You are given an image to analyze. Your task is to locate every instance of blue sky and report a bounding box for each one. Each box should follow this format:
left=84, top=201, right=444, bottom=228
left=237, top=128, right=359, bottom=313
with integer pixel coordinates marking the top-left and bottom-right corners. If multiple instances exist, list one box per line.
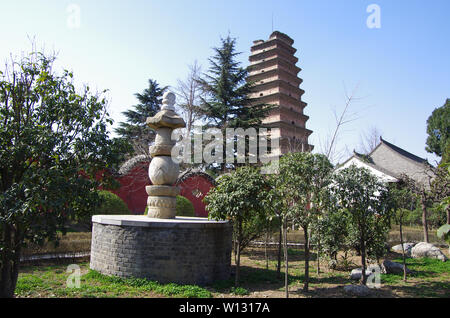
left=1, top=0, right=448, bottom=164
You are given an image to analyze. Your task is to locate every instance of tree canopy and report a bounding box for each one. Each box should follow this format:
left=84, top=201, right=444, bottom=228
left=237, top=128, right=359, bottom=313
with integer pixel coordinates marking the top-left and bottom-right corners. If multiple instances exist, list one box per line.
left=0, top=51, right=126, bottom=297
left=115, top=79, right=167, bottom=157
left=197, top=35, right=270, bottom=130
left=332, top=165, right=391, bottom=285
left=270, top=152, right=334, bottom=293
left=426, top=98, right=450, bottom=163
left=205, top=165, right=269, bottom=286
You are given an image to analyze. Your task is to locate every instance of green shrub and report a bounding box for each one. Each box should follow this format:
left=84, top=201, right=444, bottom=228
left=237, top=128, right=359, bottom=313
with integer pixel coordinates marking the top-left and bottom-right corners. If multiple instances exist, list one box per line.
left=144, top=195, right=195, bottom=217
left=74, top=190, right=130, bottom=230
left=94, top=190, right=130, bottom=215
left=176, top=195, right=195, bottom=217
left=231, top=287, right=249, bottom=296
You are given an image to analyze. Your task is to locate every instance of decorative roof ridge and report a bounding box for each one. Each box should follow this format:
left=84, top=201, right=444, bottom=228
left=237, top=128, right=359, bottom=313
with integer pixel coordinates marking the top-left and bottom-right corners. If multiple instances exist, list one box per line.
left=118, top=154, right=151, bottom=175
left=352, top=150, right=374, bottom=164
left=176, top=169, right=216, bottom=186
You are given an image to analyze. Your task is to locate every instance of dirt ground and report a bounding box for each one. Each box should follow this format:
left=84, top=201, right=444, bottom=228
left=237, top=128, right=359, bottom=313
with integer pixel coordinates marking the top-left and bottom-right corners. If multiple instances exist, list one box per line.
left=211, top=246, right=450, bottom=298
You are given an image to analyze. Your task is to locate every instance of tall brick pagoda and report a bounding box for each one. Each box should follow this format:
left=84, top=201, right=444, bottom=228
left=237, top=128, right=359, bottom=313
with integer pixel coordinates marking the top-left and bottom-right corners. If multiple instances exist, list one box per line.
left=248, top=31, right=313, bottom=155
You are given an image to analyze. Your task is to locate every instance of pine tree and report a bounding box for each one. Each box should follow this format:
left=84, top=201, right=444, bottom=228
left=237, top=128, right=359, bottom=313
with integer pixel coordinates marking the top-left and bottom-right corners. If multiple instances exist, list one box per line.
left=197, top=35, right=269, bottom=130
left=115, top=79, right=167, bottom=157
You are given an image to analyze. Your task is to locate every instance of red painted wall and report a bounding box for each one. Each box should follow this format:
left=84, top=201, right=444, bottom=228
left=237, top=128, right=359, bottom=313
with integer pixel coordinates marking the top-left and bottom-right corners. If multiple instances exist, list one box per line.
left=178, top=175, right=214, bottom=217
left=111, top=162, right=149, bottom=214
left=111, top=161, right=214, bottom=217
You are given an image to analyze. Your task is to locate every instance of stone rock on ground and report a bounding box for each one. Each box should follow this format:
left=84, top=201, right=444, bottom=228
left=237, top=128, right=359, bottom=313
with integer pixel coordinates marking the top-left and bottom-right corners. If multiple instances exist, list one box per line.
left=411, top=242, right=448, bottom=262
left=391, top=242, right=416, bottom=257
left=344, top=285, right=372, bottom=297
left=381, top=260, right=413, bottom=274
left=350, top=265, right=380, bottom=280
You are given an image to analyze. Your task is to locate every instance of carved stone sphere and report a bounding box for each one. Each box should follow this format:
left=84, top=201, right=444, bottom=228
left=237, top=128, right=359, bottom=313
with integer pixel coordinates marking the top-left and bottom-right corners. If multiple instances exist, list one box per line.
left=148, top=156, right=179, bottom=185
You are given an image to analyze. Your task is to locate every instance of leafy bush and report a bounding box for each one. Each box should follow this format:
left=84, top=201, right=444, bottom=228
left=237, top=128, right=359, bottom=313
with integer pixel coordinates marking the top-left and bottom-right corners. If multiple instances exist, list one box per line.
left=231, top=286, right=249, bottom=296
left=205, top=166, right=269, bottom=287
left=95, top=190, right=130, bottom=215
left=176, top=195, right=196, bottom=217
left=311, top=209, right=351, bottom=269
left=75, top=190, right=130, bottom=229
left=404, top=199, right=446, bottom=229
left=144, top=195, right=195, bottom=217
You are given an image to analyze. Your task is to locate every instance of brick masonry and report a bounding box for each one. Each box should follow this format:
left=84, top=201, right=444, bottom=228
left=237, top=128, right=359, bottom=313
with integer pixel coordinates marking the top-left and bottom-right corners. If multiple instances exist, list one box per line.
left=90, top=218, right=232, bottom=286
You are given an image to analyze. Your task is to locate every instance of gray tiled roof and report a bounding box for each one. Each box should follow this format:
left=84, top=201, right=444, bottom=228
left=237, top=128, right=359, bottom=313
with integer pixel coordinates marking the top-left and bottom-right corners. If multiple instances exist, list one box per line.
left=379, top=137, right=428, bottom=164
left=339, top=137, right=435, bottom=188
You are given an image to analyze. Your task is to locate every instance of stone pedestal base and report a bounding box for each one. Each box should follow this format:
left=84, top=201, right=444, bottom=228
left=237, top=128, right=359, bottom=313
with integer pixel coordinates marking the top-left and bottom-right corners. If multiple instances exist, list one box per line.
left=90, top=215, right=232, bottom=286
left=145, top=185, right=179, bottom=219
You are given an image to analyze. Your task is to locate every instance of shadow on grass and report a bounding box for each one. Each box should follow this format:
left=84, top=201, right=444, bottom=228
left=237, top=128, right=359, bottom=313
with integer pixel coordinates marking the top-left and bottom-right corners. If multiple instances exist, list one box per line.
left=244, top=247, right=318, bottom=262
left=19, top=257, right=90, bottom=273
left=212, top=264, right=351, bottom=295
left=386, top=280, right=450, bottom=298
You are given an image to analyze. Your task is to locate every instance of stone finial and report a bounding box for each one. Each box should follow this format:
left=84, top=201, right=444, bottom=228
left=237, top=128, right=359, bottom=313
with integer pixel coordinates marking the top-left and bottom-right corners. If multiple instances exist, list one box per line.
left=161, top=91, right=176, bottom=111
left=146, top=91, right=185, bottom=130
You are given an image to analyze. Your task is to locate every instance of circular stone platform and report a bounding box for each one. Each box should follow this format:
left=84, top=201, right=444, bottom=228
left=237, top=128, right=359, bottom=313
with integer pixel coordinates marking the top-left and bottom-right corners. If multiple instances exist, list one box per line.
left=90, top=215, right=232, bottom=286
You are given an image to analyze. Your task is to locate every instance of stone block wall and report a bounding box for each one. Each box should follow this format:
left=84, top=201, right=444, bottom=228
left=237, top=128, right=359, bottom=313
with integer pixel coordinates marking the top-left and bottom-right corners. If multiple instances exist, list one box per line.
left=90, top=218, right=232, bottom=286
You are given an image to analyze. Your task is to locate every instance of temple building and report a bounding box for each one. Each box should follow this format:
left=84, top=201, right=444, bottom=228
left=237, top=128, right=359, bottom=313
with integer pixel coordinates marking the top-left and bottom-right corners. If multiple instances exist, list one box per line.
left=248, top=31, right=313, bottom=155
left=338, top=137, right=434, bottom=188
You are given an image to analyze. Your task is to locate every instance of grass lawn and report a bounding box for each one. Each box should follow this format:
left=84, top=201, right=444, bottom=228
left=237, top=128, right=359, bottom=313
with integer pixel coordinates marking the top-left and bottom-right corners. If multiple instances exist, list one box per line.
left=15, top=248, right=450, bottom=298
left=16, top=260, right=211, bottom=298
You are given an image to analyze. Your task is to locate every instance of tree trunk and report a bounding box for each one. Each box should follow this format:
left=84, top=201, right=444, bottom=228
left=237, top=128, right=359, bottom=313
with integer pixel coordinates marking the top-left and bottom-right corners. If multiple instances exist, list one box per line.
left=0, top=259, right=19, bottom=298
left=360, top=231, right=367, bottom=285
left=303, top=225, right=310, bottom=292
left=399, top=221, right=407, bottom=282
left=283, top=218, right=289, bottom=298
left=421, top=196, right=429, bottom=243
left=316, top=232, right=321, bottom=276
left=234, top=220, right=242, bottom=288
left=0, top=225, right=20, bottom=298
left=233, top=226, right=238, bottom=265
left=265, top=225, right=269, bottom=270
left=446, top=204, right=450, bottom=225
left=277, top=218, right=282, bottom=276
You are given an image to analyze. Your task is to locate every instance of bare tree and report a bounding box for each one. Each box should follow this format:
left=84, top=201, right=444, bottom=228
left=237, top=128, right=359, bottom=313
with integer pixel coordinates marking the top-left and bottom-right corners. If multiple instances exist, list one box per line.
left=318, top=83, right=364, bottom=164
left=358, top=126, right=382, bottom=154
left=175, top=61, right=204, bottom=138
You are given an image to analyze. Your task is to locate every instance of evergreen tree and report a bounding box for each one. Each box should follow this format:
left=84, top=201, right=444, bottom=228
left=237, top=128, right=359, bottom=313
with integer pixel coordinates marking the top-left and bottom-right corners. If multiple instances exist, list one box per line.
left=426, top=98, right=450, bottom=164
left=197, top=35, right=270, bottom=130
left=115, top=79, right=167, bottom=157
left=197, top=35, right=272, bottom=172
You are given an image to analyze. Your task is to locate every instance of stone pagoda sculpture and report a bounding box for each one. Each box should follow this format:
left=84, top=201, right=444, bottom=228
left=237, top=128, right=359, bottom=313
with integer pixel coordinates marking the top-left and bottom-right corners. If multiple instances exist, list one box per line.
left=90, top=91, right=231, bottom=286
left=145, top=92, right=186, bottom=219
